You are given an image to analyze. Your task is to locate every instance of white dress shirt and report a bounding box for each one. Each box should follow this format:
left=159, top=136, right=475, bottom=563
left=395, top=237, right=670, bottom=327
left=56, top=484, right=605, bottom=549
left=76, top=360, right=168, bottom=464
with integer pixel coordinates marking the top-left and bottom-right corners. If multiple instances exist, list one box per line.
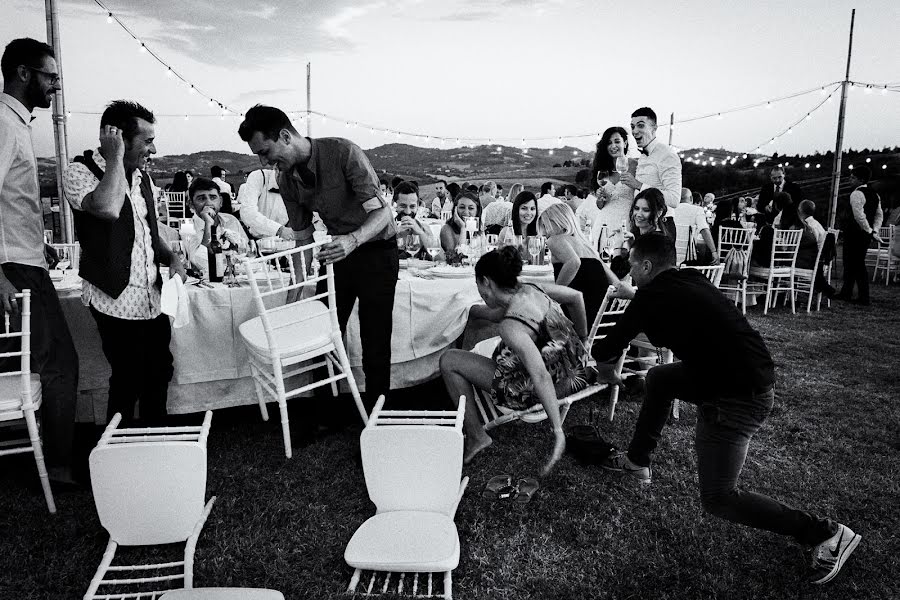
left=636, top=138, right=682, bottom=212
left=187, top=212, right=249, bottom=277
left=236, top=169, right=288, bottom=237
left=537, top=194, right=562, bottom=212
left=212, top=176, right=233, bottom=196
left=849, top=185, right=883, bottom=235
left=804, top=216, right=827, bottom=249
left=0, top=93, right=45, bottom=269
left=63, top=153, right=162, bottom=319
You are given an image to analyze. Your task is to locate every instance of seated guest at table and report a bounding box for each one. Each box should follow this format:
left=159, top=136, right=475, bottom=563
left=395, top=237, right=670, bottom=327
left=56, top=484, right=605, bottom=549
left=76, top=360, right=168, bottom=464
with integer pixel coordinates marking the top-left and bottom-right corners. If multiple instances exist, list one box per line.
left=439, top=246, right=590, bottom=472
left=673, top=187, right=717, bottom=263
left=446, top=182, right=461, bottom=204
left=798, top=200, right=826, bottom=249
left=479, top=181, right=497, bottom=210
left=393, top=181, right=436, bottom=253
left=751, top=201, right=817, bottom=270
left=62, top=100, right=186, bottom=426
left=590, top=233, right=859, bottom=585
left=711, top=200, right=742, bottom=252
left=498, top=190, right=538, bottom=244
left=622, top=188, right=668, bottom=255
left=186, top=177, right=249, bottom=277
left=798, top=200, right=836, bottom=297
left=440, top=191, right=483, bottom=254
left=482, top=194, right=513, bottom=236
left=430, top=179, right=452, bottom=217
left=236, top=168, right=292, bottom=240
left=537, top=181, right=560, bottom=212
left=538, top=203, right=609, bottom=324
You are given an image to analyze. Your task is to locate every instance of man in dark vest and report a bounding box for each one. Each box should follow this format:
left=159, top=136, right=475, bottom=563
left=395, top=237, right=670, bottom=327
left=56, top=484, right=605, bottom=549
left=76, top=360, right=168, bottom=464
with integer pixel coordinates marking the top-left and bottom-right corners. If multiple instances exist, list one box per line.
left=835, top=165, right=883, bottom=306
left=62, top=100, right=186, bottom=425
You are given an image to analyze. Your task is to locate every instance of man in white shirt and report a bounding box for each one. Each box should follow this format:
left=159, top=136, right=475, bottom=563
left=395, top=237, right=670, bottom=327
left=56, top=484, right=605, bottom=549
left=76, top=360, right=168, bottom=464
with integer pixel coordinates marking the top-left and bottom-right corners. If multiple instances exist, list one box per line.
left=63, top=100, right=186, bottom=426
left=236, top=168, right=291, bottom=239
left=836, top=166, right=882, bottom=305
left=479, top=180, right=497, bottom=211
left=562, top=184, right=583, bottom=214
left=797, top=200, right=827, bottom=249
left=673, top=187, right=717, bottom=263
left=430, top=179, right=452, bottom=217
left=210, top=165, right=232, bottom=196
left=0, top=38, right=78, bottom=485
left=537, top=181, right=561, bottom=212
left=621, top=107, right=682, bottom=238
left=186, top=178, right=249, bottom=277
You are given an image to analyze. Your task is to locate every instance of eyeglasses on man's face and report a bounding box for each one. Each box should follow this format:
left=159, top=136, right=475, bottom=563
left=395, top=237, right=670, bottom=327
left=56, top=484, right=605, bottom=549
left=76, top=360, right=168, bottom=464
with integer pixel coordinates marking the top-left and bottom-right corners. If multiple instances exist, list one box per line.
left=25, top=65, right=61, bottom=85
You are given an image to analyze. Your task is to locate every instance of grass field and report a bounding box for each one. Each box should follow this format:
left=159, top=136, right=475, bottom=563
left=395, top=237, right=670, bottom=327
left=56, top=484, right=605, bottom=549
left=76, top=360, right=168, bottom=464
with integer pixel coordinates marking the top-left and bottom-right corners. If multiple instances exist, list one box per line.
left=1, top=285, right=898, bottom=600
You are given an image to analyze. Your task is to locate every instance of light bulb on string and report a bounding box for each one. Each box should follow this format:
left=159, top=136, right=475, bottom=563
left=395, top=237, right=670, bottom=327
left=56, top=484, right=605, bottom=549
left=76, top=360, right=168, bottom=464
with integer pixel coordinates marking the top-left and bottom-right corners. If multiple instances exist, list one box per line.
left=106, top=12, right=113, bottom=23
left=805, top=113, right=812, bottom=121
left=865, top=85, right=873, bottom=94
left=345, top=121, right=350, bottom=128
left=556, top=136, right=562, bottom=147
left=207, top=99, right=214, bottom=107
left=188, top=85, right=195, bottom=95
left=496, top=146, right=502, bottom=153
left=65, top=110, right=71, bottom=118
left=716, top=113, right=723, bottom=120
left=866, top=157, right=871, bottom=163
left=805, top=163, right=810, bottom=168
left=819, top=86, right=827, bottom=96
left=165, top=68, right=172, bottom=78
left=882, top=86, right=889, bottom=95
left=816, top=163, right=821, bottom=168
left=882, top=165, right=887, bottom=170
left=370, top=127, right=375, bottom=134
left=742, top=154, right=748, bottom=159
left=184, top=115, right=189, bottom=121
left=455, top=138, right=460, bottom=146
left=573, top=150, right=579, bottom=156
left=766, top=101, right=772, bottom=109
left=139, top=43, right=147, bottom=53
left=848, top=164, right=854, bottom=170
left=548, top=149, right=554, bottom=155
left=321, top=115, right=327, bottom=124
left=788, top=128, right=793, bottom=134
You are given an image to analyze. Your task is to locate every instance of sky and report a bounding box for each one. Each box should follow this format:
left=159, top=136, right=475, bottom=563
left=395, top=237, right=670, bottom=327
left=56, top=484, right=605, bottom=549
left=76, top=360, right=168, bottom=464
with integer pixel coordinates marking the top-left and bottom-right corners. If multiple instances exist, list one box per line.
left=2, top=0, right=899, bottom=160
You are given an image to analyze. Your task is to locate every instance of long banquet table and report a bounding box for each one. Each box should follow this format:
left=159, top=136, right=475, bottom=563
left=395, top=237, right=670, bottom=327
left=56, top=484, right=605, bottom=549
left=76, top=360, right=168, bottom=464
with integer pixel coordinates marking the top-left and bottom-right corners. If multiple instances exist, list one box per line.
left=57, top=266, right=532, bottom=416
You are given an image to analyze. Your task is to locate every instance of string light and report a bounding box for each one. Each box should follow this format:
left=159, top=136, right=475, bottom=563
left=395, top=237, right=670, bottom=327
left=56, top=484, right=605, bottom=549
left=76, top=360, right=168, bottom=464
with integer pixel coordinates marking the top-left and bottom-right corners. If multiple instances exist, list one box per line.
left=106, top=12, right=112, bottom=23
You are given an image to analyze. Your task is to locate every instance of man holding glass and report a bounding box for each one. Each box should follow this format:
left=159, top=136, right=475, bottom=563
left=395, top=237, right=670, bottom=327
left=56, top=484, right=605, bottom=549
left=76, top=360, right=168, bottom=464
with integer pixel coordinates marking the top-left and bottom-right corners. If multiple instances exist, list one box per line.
left=238, top=105, right=398, bottom=408
left=394, top=181, right=436, bottom=256
left=621, top=107, right=681, bottom=239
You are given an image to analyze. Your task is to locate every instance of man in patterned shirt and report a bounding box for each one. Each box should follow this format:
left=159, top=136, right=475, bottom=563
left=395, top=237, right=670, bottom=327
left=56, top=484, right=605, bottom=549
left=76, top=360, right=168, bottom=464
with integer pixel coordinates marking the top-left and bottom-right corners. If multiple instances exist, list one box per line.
left=63, top=101, right=186, bottom=425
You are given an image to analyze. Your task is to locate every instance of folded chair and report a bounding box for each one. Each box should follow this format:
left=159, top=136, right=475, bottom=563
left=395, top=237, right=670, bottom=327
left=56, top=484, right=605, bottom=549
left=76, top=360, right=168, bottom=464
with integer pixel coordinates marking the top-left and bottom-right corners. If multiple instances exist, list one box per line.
left=84, top=412, right=216, bottom=600
left=0, top=291, right=55, bottom=513
left=345, top=396, right=469, bottom=600
left=240, top=239, right=368, bottom=458
left=747, top=228, right=803, bottom=315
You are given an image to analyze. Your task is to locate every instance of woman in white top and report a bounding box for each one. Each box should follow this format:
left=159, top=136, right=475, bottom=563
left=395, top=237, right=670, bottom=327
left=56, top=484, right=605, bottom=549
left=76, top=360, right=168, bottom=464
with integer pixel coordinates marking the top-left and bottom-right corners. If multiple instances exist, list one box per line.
left=589, top=126, right=637, bottom=250
left=439, top=191, right=483, bottom=253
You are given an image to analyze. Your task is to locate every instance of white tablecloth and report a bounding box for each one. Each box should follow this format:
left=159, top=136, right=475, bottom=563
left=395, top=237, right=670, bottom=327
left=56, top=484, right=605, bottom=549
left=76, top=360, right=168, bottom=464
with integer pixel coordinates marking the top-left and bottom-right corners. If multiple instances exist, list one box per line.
left=58, top=270, right=492, bottom=414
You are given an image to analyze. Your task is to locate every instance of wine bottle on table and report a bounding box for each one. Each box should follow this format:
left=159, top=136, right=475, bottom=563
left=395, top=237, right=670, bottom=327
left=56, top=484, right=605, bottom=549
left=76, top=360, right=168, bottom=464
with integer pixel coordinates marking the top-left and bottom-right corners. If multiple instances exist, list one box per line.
left=599, top=223, right=609, bottom=261
left=208, top=224, right=225, bottom=282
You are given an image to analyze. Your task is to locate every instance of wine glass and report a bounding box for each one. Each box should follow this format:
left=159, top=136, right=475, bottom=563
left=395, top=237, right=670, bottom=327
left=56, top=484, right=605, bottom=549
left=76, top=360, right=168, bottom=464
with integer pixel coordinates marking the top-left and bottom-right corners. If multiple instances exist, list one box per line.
left=406, top=234, right=421, bottom=257
left=527, top=236, right=542, bottom=265
left=396, top=235, right=406, bottom=252
left=55, top=247, right=71, bottom=275
left=464, top=216, right=478, bottom=237
left=426, top=244, right=442, bottom=263
left=615, top=156, right=629, bottom=175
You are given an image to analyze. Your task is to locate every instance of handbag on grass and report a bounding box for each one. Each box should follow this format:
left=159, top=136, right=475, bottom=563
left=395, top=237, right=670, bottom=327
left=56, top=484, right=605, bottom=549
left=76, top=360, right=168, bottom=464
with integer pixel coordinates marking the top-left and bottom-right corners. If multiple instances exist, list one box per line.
left=566, top=424, right=616, bottom=466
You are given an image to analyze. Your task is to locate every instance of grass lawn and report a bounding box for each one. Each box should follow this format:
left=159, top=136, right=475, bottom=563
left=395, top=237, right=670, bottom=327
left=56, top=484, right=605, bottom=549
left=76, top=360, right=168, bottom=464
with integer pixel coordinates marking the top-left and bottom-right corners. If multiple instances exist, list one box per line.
left=1, top=285, right=898, bottom=600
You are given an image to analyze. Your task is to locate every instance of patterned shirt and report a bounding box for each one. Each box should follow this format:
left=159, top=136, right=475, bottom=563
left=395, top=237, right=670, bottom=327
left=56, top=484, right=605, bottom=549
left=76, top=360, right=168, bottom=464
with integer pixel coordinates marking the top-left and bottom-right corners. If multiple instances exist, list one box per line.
left=63, top=152, right=161, bottom=319
left=0, top=93, right=46, bottom=269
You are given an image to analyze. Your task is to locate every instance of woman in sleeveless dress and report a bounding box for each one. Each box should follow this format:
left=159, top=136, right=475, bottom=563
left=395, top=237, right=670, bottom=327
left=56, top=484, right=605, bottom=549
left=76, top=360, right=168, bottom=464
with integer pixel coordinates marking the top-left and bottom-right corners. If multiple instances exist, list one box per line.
left=538, top=203, right=611, bottom=326
left=589, top=126, right=637, bottom=251
left=439, top=247, right=590, bottom=474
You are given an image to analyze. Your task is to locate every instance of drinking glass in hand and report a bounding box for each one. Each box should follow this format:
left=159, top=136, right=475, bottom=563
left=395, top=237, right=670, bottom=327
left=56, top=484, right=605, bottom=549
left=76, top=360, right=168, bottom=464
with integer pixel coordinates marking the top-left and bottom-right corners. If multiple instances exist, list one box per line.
left=615, top=156, right=629, bottom=175
left=55, top=247, right=71, bottom=273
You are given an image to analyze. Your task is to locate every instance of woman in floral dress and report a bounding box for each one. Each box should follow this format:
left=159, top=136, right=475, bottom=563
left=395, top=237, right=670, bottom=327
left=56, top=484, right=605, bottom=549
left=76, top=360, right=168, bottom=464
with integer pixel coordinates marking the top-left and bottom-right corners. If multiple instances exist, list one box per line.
left=439, top=246, right=590, bottom=474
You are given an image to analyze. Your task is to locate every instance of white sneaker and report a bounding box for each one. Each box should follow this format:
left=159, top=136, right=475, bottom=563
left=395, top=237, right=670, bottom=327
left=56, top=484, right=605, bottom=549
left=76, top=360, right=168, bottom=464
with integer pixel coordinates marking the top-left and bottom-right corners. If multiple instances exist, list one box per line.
left=809, top=523, right=861, bottom=585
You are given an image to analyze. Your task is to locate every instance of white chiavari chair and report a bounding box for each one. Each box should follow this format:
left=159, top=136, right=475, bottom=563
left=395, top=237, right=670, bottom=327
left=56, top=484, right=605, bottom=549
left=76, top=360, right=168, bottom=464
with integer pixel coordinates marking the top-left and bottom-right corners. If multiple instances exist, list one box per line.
left=680, top=264, right=725, bottom=287
left=747, top=229, right=804, bottom=315
left=717, top=226, right=755, bottom=314
left=240, top=239, right=367, bottom=458
left=166, top=192, right=189, bottom=227
left=0, top=291, right=55, bottom=513
left=872, top=225, right=896, bottom=284
left=345, top=395, right=468, bottom=600
left=84, top=411, right=216, bottom=600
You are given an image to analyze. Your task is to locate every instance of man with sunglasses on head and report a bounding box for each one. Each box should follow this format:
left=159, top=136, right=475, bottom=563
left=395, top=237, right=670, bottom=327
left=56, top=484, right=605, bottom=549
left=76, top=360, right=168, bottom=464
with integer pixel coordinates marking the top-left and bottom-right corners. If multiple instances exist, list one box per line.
left=0, top=38, right=79, bottom=487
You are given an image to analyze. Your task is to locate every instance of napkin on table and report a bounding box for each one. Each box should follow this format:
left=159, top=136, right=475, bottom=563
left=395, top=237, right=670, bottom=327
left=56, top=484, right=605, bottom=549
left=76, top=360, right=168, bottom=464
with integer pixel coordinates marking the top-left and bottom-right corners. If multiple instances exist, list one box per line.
left=161, top=275, right=191, bottom=328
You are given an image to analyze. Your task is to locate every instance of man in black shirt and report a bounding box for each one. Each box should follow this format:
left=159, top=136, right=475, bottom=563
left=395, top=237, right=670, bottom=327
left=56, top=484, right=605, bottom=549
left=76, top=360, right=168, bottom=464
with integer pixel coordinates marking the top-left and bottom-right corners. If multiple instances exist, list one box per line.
left=592, top=234, right=859, bottom=585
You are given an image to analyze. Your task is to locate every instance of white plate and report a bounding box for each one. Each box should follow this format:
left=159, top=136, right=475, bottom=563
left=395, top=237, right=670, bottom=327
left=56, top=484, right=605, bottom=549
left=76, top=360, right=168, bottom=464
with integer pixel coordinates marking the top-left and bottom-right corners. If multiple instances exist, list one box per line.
left=429, top=265, right=474, bottom=279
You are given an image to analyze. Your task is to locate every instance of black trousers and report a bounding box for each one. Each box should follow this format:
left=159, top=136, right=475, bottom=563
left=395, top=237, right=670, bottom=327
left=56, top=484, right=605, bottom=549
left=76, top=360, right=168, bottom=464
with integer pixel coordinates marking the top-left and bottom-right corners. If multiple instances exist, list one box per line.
left=839, top=232, right=871, bottom=302
left=90, top=309, right=173, bottom=425
left=317, top=239, right=399, bottom=405
left=0, top=264, right=78, bottom=468
left=628, top=362, right=836, bottom=546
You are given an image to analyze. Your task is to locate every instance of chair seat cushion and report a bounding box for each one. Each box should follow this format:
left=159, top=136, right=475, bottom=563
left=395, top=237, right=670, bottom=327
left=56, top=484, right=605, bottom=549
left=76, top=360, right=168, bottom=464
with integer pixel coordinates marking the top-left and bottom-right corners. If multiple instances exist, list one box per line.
left=159, top=589, right=284, bottom=600
left=0, top=374, right=42, bottom=418
left=345, top=511, right=460, bottom=572
left=749, top=266, right=792, bottom=279
left=239, top=301, right=333, bottom=359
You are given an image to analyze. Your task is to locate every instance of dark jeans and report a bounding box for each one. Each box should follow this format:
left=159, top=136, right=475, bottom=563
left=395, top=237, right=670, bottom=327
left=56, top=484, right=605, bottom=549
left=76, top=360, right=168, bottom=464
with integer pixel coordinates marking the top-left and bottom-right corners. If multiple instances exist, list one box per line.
left=90, top=308, right=173, bottom=425
left=627, top=362, right=837, bottom=546
left=317, top=238, right=399, bottom=405
left=0, top=263, right=78, bottom=468
left=839, top=232, right=871, bottom=301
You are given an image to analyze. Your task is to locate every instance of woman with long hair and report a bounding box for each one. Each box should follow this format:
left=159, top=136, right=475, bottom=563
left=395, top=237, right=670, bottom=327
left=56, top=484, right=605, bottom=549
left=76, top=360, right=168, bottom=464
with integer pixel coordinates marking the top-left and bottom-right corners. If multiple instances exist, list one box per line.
left=439, top=246, right=590, bottom=472
left=538, top=203, right=610, bottom=324
left=623, top=188, right=668, bottom=254
left=588, top=126, right=637, bottom=252
left=499, top=190, right=539, bottom=242
left=440, top=190, right=483, bottom=253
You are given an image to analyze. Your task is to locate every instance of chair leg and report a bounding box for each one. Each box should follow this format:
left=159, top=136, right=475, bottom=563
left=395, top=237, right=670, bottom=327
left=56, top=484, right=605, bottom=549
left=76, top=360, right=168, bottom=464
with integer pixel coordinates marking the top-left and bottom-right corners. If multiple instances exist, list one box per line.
left=84, top=538, right=117, bottom=599
left=272, top=363, right=292, bottom=459
left=347, top=568, right=362, bottom=593
left=24, top=407, right=55, bottom=514
left=325, top=354, right=338, bottom=397
left=789, top=279, right=796, bottom=314
left=332, top=338, right=368, bottom=425
left=249, top=363, right=270, bottom=422
left=444, top=571, right=453, bottom=599
left=608, top=385, right=620, bottom=421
